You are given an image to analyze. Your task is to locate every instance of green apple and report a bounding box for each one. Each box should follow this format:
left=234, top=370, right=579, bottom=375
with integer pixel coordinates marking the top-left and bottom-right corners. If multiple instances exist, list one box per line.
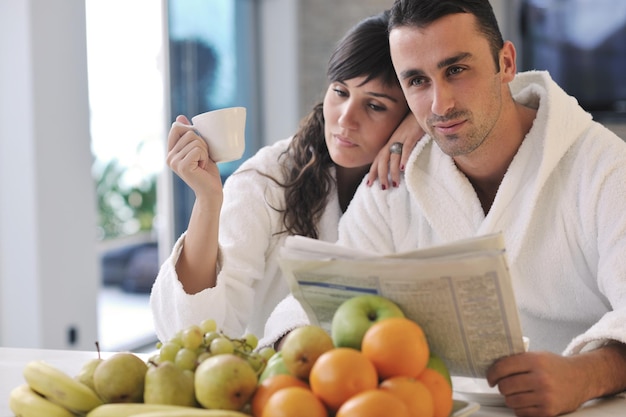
left=331, top=294, right=405, bottom=350
left=280, top=325, right=334, bottom=380
left=259, top=351, right=289, bottom=383
left=427, top=351, right=452, bottom=387
left=144, top=361, right=196, bottom=406
left=194, top=353, right=257, bottom=410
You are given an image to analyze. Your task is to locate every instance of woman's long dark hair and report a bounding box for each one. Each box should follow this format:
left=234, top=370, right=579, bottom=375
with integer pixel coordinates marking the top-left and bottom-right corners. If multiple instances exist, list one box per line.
left=271, top=10, right=399, bottom=238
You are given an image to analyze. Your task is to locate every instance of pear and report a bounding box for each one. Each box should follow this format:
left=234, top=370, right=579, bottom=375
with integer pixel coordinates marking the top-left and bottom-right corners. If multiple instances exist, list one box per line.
left=76, top=357, right=103, bottom=391
left=75, top=342, right=103, bottom=391
left=280, top=325, right=334, bottom=380
left=144, top=361, right=196, bottom=406
left=194, top=354, right=257, bottom=410
left=93, top=352, right=148, bottom=403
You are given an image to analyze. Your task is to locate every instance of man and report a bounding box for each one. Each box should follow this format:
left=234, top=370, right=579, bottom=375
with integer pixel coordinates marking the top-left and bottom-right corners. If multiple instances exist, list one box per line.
left=333, top=1, right=626, bottom=416
left=263, top=1, right=626, bottom=415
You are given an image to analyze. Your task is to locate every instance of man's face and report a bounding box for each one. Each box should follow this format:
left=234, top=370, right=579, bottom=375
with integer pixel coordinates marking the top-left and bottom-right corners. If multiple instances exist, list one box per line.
left=389, top=13, right=511, bottom=159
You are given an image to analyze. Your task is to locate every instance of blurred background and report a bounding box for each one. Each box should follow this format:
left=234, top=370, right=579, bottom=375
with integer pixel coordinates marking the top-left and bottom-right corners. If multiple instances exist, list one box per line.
left=0, top=0, right=624, bottom=352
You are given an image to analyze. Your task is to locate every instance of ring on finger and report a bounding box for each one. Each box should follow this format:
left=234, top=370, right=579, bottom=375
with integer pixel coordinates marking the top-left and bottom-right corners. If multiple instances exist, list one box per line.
left=390, top=142, right=403, bottom=155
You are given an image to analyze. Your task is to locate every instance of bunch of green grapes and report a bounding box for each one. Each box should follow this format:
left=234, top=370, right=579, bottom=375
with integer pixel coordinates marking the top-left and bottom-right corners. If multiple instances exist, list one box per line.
left=152, top=318, right=276, bottom=375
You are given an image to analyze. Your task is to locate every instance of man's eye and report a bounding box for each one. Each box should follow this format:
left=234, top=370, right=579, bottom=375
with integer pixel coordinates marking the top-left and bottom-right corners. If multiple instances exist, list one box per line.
left=448, top=66, right=464, bottom=75
left=409, top=77, right=426, bottom=87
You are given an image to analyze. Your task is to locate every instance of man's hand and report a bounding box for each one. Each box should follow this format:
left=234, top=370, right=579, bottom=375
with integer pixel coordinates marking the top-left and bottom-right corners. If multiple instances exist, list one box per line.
left=486, top=351, right=587, bottom=416
left=487, top=343, right=626, bottom=417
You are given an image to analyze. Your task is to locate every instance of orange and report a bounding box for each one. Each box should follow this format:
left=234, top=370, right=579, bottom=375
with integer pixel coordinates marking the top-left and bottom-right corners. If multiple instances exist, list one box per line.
left=419, top=368, right=454, bottom=417
left=251, top=374, right=309, bottom=417
left=309, top=348, right=378, bottom=411
left=336, top=389, right=410, bottom=417
left=380, top=376, right=434, bottom=417
left=361, top=317, right=429, bottom=379
left=261, top=386, right=328, bottom=417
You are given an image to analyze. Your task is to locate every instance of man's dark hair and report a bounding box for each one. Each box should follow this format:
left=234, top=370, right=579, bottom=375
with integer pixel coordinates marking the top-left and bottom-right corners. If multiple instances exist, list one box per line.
left=389, top=0, right=504, bottom=71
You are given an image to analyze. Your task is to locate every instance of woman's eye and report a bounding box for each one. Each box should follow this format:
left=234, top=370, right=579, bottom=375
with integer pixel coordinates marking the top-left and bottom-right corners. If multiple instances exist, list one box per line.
left=368, top=103, right=385, bottom=111
left=333, top=88, right=348, bottom=97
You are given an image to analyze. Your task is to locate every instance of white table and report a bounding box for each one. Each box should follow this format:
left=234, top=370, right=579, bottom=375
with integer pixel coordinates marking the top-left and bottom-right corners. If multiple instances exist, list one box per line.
left=0, top=347, right=146, bottom=417
left=454, top=397, right=626, bottom=417
left=1, top=347, right=625, bottom=417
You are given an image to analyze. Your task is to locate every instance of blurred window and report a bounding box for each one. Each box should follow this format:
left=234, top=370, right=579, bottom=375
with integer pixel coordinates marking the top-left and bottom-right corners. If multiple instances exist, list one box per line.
left=167, top=0, right=261, bottom=238
left=521, top=0, right=626, bottom=118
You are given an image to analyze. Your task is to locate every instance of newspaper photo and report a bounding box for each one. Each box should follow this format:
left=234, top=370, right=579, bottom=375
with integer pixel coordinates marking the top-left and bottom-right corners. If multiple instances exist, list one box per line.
left=278, top=233, right=525, bottom=378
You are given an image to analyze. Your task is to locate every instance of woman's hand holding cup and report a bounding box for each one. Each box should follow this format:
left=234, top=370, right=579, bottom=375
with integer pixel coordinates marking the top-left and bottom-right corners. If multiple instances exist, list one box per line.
left=167, top=115, right=223, bottom=201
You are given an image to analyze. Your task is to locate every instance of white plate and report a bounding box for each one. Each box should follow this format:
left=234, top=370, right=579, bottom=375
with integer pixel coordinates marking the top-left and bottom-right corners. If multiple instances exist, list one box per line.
left=452, top=376, right=506, bottom=407
left=452, top=398, right=481, bottom=417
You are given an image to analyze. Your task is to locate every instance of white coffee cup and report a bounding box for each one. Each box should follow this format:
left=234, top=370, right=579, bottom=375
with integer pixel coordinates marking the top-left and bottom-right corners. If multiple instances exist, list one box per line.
left=191, top=107, right=246, bottom=163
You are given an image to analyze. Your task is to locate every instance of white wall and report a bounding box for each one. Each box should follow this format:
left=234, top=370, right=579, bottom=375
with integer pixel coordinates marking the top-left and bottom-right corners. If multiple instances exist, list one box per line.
left=0, top=0, right=99, bottom=350
left=257, top=0, right=392, bottom=145
left=491, top=0, right=523, bottom=58
left=258, top=0, right=300, bottom=145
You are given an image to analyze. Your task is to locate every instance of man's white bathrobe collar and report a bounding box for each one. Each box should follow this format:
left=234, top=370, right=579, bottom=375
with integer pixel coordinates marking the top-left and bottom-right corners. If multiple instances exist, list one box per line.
left=403, top=71, right=593, bottom=262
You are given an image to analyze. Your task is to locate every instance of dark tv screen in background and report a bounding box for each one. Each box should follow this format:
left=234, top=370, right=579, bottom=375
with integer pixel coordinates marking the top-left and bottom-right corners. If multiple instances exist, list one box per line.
left=520, top=0, right=626, bottom=120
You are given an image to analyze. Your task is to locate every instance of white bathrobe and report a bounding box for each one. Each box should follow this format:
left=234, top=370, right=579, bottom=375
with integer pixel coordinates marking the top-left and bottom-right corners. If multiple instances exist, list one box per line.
left=150, top=138, right=342, bottom=342
left=264, top=71, right=626, bottom=355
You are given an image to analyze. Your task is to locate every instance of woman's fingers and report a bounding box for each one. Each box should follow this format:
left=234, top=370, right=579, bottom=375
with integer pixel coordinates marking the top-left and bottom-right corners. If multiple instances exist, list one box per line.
left=365, top=159, right=378, bottom=187
left=169, top=139, right=207, bottom=174
left=388, top=150, right=402, bottom=187
left=165, top=115, right=224, bottom=199
left=367, top=112, right=424, bottom=189
left=166, top=122, right=214, bottom=186
left=168, top=119, right=191, bottom=151
left=176, top=114, right=191, bottom=125
left=400, top=134, right=419, bottom=170
left=366, top=150, right=390, bottom=189
left=168, top=115, right=201, bottom=151
left=167, top=129, right=206, bottom=167
left=366, top=142, right=404, bottom=189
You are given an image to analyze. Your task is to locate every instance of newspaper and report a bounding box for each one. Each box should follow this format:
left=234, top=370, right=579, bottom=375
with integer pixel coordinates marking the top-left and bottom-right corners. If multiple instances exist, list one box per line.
left=278, top=233, right=525, bottom=378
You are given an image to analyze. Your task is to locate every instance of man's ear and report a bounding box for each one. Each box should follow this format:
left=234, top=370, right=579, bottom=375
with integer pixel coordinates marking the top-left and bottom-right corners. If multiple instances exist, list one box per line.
left=499, top=41, right=517, bottom=83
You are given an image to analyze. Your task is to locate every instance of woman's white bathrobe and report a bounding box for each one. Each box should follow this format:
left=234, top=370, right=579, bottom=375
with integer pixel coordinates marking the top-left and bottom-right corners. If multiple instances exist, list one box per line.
left=150, top=138, right=342, bottom=342
left=264, top=71, right=626, bottom=355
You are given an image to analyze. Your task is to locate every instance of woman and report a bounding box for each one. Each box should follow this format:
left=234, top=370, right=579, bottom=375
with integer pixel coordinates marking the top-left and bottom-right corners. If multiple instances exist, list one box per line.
left=150, top=10, right=422, bottom=342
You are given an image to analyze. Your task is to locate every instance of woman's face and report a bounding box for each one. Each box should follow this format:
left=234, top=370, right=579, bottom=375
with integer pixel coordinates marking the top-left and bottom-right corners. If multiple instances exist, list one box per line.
left=323, top=76, right=409, bottom=169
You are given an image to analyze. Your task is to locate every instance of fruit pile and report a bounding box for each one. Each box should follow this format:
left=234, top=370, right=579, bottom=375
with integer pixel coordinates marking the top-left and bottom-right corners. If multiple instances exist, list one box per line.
left=9, top=317, right=273, bottom=417
left=8, top=295, right=453, bottom=417
left=258, top=294, right=453, bottom=417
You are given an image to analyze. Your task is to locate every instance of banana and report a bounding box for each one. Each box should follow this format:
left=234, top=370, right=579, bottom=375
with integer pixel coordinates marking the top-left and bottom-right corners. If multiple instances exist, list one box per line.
left=86, top=403, right=251, bottom=417
left=23, top=360, right=103, bottom=413
left=86, top=403, right=215, bottom=417
left=131, top=410, right=251, bottom=417
left=9, top=384, right=75, bottom=417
